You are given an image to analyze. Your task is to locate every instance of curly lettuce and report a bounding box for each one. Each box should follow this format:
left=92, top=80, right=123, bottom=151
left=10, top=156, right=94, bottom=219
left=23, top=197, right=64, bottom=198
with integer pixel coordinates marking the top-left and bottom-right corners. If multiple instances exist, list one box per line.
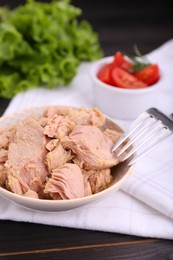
left=0, top=0, right=103, bottom=98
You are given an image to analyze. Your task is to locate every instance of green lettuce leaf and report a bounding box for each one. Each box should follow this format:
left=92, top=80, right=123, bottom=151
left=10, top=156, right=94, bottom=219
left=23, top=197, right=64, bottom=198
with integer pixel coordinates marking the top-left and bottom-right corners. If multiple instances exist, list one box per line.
left=0, top=0, right=103, bottom=98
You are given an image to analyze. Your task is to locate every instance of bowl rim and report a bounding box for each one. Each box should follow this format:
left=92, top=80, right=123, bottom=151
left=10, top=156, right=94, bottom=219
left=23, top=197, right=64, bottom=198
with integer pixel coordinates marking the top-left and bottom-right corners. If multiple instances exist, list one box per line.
left=90, top=56, right=162, bottom=95
left=0, top=165, right=133, bottom=206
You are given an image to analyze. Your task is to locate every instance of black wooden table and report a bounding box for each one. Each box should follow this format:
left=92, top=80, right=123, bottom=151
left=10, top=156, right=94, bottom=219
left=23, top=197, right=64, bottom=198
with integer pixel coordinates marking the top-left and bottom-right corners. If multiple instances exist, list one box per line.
left=0, top=0, right=173, bottom=259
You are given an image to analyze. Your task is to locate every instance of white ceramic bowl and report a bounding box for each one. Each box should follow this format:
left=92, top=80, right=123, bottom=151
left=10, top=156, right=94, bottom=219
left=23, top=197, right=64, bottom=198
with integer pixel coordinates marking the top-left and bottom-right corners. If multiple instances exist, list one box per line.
left=0, top=106, right=134, bottom=212
left=90, top=56, right=162, bottom=120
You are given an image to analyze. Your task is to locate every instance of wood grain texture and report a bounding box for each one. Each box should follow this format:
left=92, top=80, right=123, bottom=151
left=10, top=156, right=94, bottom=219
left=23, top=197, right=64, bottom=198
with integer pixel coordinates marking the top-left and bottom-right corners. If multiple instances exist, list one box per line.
left=0, top=221, right=143, bottom=253
left=0, top=221, right=173, bottom=259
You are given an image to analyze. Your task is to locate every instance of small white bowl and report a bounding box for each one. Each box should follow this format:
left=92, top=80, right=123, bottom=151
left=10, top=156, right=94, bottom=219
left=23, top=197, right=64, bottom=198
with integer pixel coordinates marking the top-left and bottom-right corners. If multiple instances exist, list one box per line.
left=0, top=106, right=134, bottom=212
left=90, top=56, right=162, bottom=120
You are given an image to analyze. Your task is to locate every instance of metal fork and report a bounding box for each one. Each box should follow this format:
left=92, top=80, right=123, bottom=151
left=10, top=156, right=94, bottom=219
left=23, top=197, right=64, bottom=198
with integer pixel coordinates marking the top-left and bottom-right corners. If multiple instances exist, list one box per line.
left=112, top=108, right=173, bottom=166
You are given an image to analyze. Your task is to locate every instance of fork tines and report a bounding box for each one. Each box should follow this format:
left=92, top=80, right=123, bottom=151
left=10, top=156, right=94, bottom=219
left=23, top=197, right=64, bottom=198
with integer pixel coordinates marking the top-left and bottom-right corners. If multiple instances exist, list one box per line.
left=112, top=108, right=173, bottom=166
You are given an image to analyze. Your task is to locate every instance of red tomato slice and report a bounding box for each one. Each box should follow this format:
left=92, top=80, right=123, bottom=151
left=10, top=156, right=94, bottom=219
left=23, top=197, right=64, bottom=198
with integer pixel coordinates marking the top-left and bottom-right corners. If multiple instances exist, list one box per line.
left=111, top=67, right=147, bottom=89
left=135, top=64, right=160, bottom=86
left=97, top=63, right=114, bottom=85
left=113, top=51, right=132, bottom=71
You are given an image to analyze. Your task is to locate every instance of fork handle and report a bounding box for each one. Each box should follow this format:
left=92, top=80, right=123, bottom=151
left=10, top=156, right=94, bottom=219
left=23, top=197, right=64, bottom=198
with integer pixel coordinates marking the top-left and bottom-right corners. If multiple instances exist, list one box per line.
left=147, top=108, right=173, bottom=131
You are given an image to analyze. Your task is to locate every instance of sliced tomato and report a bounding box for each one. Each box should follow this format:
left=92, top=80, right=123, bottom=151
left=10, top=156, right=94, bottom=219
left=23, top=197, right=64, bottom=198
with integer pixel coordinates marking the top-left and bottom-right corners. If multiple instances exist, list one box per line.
left=113, top=51, right=132, bottom=71
left=135, top=64, right=160, bottom=86
left=97, top=63, right=114, bottom=85
left=111, top=67, right=147, bottom=89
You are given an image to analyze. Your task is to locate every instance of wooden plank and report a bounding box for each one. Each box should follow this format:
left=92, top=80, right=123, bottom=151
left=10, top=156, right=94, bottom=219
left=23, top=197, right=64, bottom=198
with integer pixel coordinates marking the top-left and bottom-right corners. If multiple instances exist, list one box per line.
left=0, top=221, right=144, bottom=253
left=0, top=239, right=173, bottom=259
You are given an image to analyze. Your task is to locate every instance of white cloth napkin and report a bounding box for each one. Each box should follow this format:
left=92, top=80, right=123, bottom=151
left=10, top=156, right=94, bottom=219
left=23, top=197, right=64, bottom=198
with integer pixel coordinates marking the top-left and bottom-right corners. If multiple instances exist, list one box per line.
left=1, top=40, right=173, bottom=239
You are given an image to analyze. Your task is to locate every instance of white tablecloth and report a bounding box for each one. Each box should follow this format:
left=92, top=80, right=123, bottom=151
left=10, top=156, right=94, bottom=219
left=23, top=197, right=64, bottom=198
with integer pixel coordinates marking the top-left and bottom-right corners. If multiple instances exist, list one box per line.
left=1, top=40, right=173, bottom=239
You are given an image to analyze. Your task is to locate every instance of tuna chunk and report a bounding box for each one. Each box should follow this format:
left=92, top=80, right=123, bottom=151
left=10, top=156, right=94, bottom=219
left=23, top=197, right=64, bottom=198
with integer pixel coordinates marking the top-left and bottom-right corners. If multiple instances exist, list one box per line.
left=66, top=107, right=105, bottom=127
left=104, top=128, right=121, bottom=143
left=46, top=139, right=59, bottom=151
left=6, top=117, right=48, bottom=195
left=44, top=106, right=68, bottom=118
left=90, top=107, right=106, bottom=126
left=0, top=149, right=8, bottom=163
left=83, top=179, right=92, bottom=196
left=83, top=168, right=113, bottom=194
left=46, top=144, right=72, bottom=172
left=0, top=129, right=15, bottom=149
left=0, top=164, right=7, bottom=186
left=7, top=174, right=23, bottom=195
left=43, top=114, right=75, bottom=139
left=44, top=163, right=85, bottom=200
left=62, top=125, right=120, bottom=170
left=39, top=117, right=48, bottom=128
left=44, top=106, right=105, bottom=127
left=23, top=189, right=39, bottom=199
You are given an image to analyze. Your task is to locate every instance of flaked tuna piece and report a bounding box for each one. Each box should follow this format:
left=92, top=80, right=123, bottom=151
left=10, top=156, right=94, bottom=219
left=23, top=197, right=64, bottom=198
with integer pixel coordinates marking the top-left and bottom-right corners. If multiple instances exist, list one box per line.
left=44, top=106, right=105, bottom=127
left=44, top=163, right=85, bottom=200
left=0, top=128, right=15, bottom=149
left=39, top=117, right=48, bottom=128
left=46, top=144, right=72, bottom=172
left=62, top=125, right=121, bottom=170
left=7, top=174, right=23, bottom=195
left=66, top=107, right=93, bottom=126
left=46, top=139, right=59, bottom=151
left=104, top=128, right=121, bottom=144
left=5, top=117, right=48, bottom=196
left=72, top=156, right=83, bottom=169
left=44, top=106, right=68, bottom=118
left=66, top=107, right=105, bottom=127
left=0, top=164, right=7, bottom=186
left=43, top=114, right=75, bottom=139
left=23, top=189, right=39, bottom=199
left=0, top=149, right=8, bottom=163
left=83, top=168, right=112, bottom=194
left=90, top=107, right=106, bottom=126
left=83, top=179, right=92, bottom=196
